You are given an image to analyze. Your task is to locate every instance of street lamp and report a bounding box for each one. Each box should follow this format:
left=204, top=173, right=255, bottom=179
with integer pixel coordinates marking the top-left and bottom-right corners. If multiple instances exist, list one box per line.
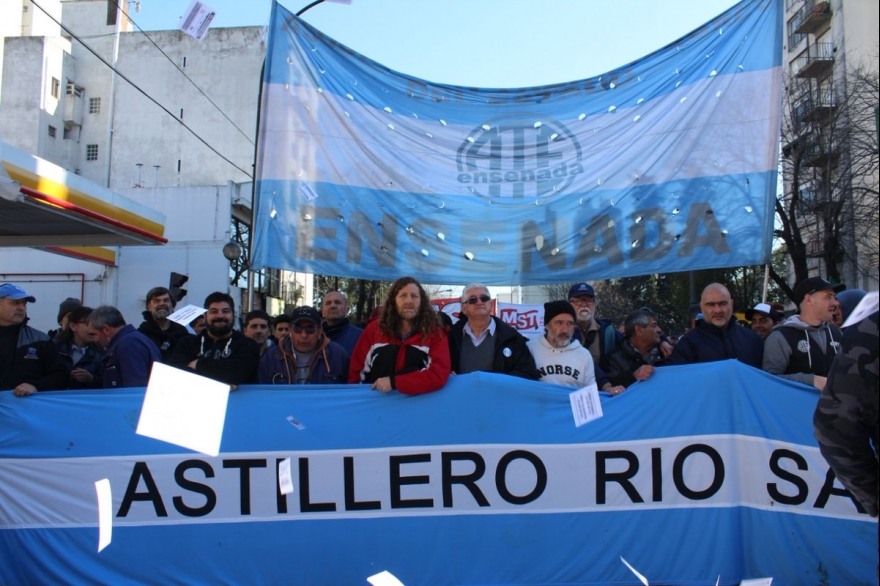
left=222, top=241, right=243, bottom=262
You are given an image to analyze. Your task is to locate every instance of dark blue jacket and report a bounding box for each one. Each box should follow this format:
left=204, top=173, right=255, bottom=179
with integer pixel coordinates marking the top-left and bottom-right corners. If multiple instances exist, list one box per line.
left=55, top=339, right=104, bottom=390
left=0, top=321, right=69, bottom=391
left=322, top=318, right=363, bottom=356
left=448, top=316, right=540, bottom=380
left=669, top=317, right=764, bottom=368
left=137, top=311, right=192, bottom=364
left=100, top=324, right=161, bottom=388
left=258, top=335, right=349, bottom=385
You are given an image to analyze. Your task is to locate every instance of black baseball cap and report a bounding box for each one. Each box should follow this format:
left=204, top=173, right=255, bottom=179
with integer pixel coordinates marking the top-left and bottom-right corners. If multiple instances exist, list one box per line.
left=567, top=283, right=595, bottom=299
left=792, top=277, right=845, bottom=305
left=290, top=306, right=321, bottom=325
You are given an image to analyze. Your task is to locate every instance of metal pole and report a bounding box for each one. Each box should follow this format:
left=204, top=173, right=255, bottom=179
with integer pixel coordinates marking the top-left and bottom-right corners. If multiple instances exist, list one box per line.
left=762, top=264, right=770, bottom=302
left=103, top=2, right=123, bottom=188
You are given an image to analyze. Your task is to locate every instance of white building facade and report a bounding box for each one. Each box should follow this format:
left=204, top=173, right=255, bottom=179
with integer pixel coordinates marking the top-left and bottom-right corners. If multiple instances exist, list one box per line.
left=782, top=0, right=879, bottom=290
left=0, top=0, right=312, bottom=330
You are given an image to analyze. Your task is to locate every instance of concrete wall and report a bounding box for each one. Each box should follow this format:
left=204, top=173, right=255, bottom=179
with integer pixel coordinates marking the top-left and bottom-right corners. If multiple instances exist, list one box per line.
left=107, top=26, right=264, bottom=189
left=23, top=0, right=62, bottom=37
left=0, top=35, right=74, bottom=162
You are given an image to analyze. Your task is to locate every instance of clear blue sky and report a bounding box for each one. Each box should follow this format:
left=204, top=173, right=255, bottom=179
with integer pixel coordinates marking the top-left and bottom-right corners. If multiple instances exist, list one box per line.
left=130, top=0, right=741, bottom=87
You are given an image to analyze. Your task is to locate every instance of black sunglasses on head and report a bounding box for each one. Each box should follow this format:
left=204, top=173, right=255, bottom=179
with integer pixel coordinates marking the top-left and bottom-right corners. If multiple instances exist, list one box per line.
left=465, top=294, right=491, bottom=305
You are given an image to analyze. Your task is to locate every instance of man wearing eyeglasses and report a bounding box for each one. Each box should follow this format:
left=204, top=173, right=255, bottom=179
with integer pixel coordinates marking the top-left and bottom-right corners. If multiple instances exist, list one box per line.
left=763, top=277, right=845, bottom=390
left=567, top=283, right=624, bottom=372
left=447, top=283, right=540, bottom=380
left=258, top=306, right=349, bottom=385
left=169, top=292, right=260, bottom=388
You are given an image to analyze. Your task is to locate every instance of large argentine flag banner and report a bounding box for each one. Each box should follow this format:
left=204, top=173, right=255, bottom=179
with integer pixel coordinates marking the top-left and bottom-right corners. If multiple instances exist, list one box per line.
left=253, top=0, right=783, bottom=284
left=1, top=362, right=875, bottom=585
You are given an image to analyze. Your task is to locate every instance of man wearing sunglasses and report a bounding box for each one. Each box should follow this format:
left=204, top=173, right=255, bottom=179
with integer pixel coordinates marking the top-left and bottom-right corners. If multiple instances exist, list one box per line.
left=258, top=306, right=349, bottom=385
left=447, top=283, right=540, bottom=380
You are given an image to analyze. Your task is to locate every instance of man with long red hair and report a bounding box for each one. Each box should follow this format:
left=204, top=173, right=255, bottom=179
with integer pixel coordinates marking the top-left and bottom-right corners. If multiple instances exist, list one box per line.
left=349, top=276, right=450, bottom=395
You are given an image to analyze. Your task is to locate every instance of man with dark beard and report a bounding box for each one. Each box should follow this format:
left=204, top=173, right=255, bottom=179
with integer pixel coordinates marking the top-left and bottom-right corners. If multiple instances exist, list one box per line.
left=137, top=287, right=190, bottom=363
left=169, top=292, right=260, bottom=388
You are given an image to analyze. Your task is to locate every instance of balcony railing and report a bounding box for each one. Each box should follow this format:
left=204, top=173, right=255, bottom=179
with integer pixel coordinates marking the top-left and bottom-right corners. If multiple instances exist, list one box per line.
left=796, top=42, right=835, bottom=78
left=794, top=89, right=837, bottom=123
left=794, top=0, right=831, bottom=36
left=802, top=138, right=839, bottom=168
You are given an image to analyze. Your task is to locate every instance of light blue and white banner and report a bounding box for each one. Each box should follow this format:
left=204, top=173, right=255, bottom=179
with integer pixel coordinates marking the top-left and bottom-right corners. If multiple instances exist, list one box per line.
left=253, top=0, right=783, bottom=284
left=1, top=361, right=875, bottom=585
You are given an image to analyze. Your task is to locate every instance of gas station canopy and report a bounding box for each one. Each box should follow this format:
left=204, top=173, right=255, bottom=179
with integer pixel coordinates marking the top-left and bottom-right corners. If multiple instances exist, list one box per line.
left=0, top=139, right=166, bottom=258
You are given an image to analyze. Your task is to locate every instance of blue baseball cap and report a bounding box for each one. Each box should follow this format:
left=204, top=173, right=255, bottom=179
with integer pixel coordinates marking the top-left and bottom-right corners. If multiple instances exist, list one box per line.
left=567, top=283, right=595, bottom=299
left=0, top=283, right=36, bottom=302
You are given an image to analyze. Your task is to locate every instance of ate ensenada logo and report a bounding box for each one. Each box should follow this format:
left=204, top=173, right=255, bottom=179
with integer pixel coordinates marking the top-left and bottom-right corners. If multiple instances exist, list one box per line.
left=455, top=113, right=583, bottom=201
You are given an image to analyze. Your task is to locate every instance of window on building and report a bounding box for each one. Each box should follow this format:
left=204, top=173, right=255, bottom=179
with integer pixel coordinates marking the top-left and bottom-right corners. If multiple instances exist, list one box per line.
left=66, top=82, right=84, bottom=98
left=86, top=144, right=99, bottom=161
left=48, top=126, right=57, bottom=138
left=787, top=16, right=805, bottom=50
left=50, top=77, right=60, bottom=99
left=89, top=97, right=101, bottom=114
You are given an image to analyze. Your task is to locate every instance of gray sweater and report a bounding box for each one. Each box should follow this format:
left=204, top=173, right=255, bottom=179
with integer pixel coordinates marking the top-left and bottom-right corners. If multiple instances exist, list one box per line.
left=763, top=314, right=841, bottom=385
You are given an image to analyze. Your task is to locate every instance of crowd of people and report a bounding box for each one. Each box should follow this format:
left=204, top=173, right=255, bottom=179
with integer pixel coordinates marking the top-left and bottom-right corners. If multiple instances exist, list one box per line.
left=0, top=274, right=876, bottom=520
left=1, top=274, right=870, bottom=398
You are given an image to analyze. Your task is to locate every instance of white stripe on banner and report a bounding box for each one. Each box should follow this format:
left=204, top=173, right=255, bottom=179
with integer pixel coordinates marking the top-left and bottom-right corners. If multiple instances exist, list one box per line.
left=258, top=70, right=780, bottom=190
left=0, top=435, right=867, bottom=529
left=251, top=0, right=783, bottom=283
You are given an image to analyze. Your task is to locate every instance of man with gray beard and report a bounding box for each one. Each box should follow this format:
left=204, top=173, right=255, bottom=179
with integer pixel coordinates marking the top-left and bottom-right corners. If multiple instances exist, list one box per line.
left=568, top=283, right=623, bottom=371
left=137, top=286, right=190, bottom=363
left=528, top=300, right=596, bottom=389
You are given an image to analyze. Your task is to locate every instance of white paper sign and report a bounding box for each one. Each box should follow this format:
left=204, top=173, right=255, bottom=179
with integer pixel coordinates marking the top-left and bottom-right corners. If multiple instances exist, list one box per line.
left=95, top=479, right=112, bottom=552
left=367, top=570, right=405, bottom=586
left=136, top=362, right=230, bottom=457
left=278, top=458, right=294, bottom=495
left=286, top=415, right=305, bottom=430
left=167, top=304, right=206, bottom=327
left=569, top=383, right=602, bottom=427
left=177, top=0, right=216, bottom=40
left=841, top=291, right=879, bottom=328
left=739, top=579, right=773, bottom=586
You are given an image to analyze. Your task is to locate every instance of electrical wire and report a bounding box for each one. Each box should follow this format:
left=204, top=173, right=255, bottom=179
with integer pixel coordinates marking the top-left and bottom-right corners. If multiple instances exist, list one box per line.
left=296, top=0, right=327, bottom=17
left=106, top=0, right=255, bottom=146
left=29, top=0, right=253, bottom=179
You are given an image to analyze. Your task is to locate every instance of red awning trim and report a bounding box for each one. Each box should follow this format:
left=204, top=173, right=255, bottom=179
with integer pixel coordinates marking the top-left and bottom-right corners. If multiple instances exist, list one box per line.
left=19, top=186, right=168, bottom=244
